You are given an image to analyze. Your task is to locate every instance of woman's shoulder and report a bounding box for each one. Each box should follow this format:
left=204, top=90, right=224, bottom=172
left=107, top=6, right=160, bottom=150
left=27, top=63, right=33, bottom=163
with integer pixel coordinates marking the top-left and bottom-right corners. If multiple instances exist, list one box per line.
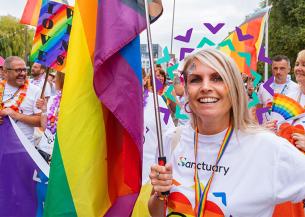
left=237, top=129, right=291, bottom=148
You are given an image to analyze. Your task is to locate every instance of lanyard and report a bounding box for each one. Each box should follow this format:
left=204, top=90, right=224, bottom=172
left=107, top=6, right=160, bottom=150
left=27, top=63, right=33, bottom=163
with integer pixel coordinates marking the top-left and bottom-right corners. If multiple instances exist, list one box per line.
left=194, top=124, right=234, bottom=217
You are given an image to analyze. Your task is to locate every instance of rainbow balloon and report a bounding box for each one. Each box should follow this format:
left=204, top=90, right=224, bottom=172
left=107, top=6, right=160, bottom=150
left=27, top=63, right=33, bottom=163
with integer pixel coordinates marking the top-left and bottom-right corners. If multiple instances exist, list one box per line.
left=272, top=93, right=305, bottom=120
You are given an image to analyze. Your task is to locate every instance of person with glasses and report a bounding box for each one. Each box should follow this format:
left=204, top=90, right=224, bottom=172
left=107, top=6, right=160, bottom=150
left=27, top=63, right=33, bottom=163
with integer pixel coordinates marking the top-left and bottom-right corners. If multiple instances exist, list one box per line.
left=0, top=56, right=42, bottom=143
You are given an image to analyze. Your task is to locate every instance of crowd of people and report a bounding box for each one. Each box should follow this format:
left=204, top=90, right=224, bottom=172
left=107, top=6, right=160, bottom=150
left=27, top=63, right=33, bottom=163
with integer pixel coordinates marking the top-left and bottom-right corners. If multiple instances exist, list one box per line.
left=1, top=47, right=305, bottom=217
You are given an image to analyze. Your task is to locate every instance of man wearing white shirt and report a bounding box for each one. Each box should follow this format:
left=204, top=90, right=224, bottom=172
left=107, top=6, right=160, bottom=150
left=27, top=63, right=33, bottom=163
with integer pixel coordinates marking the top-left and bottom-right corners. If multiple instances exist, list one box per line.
left=30, top=63, right=52, bottom=98
left=258, top=55, right=299, bottom=125
left=0, top=56, right=41, bottom=143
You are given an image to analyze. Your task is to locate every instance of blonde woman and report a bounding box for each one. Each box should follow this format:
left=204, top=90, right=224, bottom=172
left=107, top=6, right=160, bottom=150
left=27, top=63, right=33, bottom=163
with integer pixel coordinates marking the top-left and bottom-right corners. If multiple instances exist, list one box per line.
left=148, top=48, right=305, bottom=217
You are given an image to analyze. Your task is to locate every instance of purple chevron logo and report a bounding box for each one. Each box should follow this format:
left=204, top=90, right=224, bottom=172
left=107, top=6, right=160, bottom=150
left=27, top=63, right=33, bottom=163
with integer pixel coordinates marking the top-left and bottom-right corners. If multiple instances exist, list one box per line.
left=174, top=28, right=193, bottom=43
left=263, top=76, right=274, bottom=96
left=203, top=23, right=225, bottom=34
left=235, top=27, right=254, bottom=41
left=256, top=107, right=270, bottom=125
left=159, top=106, right=170, bottom=125
left=179, top=48, right=194, bottom=61
left=258, top=46, right=272, bottom=64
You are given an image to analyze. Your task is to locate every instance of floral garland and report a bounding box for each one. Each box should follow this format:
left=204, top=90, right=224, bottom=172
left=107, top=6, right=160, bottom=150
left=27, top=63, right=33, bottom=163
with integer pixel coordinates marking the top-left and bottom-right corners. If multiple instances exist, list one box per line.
left=46, top=90, right=62, bottom=134
left=0, top=79, right=29, bottom=112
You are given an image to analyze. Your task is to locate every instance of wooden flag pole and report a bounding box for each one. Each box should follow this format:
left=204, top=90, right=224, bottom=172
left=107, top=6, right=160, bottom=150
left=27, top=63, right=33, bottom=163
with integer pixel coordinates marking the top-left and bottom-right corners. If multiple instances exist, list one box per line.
left=40, top=68, right=50, bottom=98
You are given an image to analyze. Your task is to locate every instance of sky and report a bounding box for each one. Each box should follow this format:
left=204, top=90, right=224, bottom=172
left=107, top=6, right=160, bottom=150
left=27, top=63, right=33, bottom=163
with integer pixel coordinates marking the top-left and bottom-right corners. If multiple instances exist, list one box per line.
left=0, top=0, right=260, bottom=56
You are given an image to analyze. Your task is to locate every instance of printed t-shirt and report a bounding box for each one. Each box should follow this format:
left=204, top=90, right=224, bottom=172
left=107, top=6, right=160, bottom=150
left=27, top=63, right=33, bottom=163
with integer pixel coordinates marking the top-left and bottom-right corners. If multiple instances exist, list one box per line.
left=162, top=123, right=305, bottom=217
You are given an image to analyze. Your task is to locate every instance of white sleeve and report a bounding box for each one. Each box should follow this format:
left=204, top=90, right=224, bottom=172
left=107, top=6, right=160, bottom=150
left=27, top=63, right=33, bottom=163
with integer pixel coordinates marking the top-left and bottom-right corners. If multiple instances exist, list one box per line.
left=154, top=127, right=176, bottom=165
left=274, top=141, right=305, bottom=203
left=44, top=83, right=52, bottom=98
left=33, top=89, right=42, bottom=114
left=257, top=85, right=264, bottom=105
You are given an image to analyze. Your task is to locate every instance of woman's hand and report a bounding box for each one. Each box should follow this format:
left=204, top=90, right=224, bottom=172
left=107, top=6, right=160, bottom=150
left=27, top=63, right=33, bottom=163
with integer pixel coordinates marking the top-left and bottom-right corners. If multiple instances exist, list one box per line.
left=149, top=163, right=173, bottom=194
left=292, top=133, right=305, bottom=152
left=263, top=120, right=278, bottom=133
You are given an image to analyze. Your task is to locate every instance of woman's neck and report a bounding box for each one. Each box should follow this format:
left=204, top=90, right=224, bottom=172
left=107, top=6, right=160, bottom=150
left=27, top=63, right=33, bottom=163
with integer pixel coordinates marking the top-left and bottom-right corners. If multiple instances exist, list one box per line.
left=194, top=116, right=230, bottom=135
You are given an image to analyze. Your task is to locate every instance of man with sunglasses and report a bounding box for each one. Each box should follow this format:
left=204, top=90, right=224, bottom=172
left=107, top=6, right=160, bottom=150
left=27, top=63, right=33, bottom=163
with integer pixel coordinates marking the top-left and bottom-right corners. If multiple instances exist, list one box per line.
left=0, top=56, right=41, bottom=143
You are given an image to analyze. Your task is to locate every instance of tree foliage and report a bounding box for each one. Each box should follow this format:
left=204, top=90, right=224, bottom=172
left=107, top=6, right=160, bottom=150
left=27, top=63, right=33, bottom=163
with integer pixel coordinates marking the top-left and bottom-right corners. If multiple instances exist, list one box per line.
left=0, top=16, right=34, bottom=63
left=268, top=0, right=305, bottom=65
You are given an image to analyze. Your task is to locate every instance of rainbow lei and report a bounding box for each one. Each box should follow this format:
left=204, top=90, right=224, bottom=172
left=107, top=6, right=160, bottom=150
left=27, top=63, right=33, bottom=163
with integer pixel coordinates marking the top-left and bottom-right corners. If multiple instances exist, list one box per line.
left=0, top=79, right=29, bottom=112
left=46, top=90, right=62, bottom=134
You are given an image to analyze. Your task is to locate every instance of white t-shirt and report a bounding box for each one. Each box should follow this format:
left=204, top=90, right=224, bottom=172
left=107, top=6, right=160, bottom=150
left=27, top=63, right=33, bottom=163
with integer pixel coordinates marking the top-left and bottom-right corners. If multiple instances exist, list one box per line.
left=162, top=123, right=305, bottom=217
left=37, top=95, right=58, bottom=155
left=3, top=82, right=41, bottom=143
left=142, top=92, right=175, bottom=184
left=258, top=80, right=299, bottom=121
left=30, top=74, right=52, bottom=98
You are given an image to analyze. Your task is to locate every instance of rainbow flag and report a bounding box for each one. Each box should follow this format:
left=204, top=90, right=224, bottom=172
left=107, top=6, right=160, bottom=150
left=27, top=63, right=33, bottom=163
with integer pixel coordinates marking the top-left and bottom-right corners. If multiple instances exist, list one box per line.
left=272, top=93, right=305, bottom=120
left=219, top=6, right=271, bottom=75
left=44, top=0, right=162, bottom=216
left=20, top=0, right=45, bottom=26
left=20, top=0, right=71, bottom=26
left=30, top=1, right=74, bottom=72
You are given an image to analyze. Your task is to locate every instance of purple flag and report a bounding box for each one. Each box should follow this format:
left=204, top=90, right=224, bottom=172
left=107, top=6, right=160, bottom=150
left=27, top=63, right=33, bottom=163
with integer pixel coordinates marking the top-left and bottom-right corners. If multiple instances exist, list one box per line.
left=0, top=117, right=47, bottom=216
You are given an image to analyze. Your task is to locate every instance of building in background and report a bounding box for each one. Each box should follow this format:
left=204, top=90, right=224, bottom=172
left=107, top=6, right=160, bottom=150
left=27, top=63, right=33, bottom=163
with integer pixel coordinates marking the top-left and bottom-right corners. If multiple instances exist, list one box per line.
left=140, top=44, right=164, bottom=74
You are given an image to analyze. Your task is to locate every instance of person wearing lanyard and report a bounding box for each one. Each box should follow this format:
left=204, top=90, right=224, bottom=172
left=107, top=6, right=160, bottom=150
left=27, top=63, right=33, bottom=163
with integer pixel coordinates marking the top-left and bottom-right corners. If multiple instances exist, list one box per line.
left=257, top=55, right=299, bottom=131
left=148, top=48, right=305, bottom=217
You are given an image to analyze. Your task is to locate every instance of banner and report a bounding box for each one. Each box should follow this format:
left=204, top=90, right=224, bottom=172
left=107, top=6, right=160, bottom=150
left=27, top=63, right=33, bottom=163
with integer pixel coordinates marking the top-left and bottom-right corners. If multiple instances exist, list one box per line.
left=30, top=1, right=74, bottom=72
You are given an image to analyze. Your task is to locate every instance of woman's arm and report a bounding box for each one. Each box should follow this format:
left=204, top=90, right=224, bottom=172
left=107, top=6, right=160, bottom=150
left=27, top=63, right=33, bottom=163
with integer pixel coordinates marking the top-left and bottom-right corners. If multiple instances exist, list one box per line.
left=148, top=164, right=173, bottom=217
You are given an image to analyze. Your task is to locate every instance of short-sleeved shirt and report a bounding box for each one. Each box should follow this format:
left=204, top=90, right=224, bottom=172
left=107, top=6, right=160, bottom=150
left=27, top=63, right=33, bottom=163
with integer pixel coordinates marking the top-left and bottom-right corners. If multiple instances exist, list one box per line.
left=161, top=124, right=305, bottom=217
left=3, top=82, right=41, bottom=142
left=30, top=74, right=52, bottom=98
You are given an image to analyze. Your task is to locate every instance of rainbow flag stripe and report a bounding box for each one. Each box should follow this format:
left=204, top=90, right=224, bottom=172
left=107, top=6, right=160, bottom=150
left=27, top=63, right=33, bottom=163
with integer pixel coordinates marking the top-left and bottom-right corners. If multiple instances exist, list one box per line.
left=219, top=7, right=270, bottom=75
left=272, top=93, right=305, bottom=120
left=44, top=0, right=162, bottom=216
left=20, top=0, right=46, bottom=26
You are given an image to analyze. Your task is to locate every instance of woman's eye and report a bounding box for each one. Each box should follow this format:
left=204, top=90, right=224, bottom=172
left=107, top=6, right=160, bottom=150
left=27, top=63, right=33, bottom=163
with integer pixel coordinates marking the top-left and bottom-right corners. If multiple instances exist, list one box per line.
left=211, top=76, right=223, bottom=82
left=190, top=78, right=200, bottom=83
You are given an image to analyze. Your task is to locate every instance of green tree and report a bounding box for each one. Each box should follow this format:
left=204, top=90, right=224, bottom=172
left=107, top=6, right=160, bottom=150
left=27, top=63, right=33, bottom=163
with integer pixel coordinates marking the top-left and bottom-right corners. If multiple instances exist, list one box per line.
left=268, top=0, right=305, bottom=66
left=0, top=16, right=34, bottom=63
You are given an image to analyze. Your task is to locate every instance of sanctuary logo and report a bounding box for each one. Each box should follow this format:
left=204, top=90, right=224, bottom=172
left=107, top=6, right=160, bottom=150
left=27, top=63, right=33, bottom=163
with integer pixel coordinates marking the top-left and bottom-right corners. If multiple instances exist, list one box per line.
left=177, top=156, right=230, bottom=176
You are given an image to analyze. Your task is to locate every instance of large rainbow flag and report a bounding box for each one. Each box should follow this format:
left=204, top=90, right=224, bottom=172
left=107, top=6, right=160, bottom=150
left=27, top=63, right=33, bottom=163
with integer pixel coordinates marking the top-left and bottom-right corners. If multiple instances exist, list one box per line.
left=44, top=0, right=162, bottom=216
left=219, top=6, right=271, bottom=75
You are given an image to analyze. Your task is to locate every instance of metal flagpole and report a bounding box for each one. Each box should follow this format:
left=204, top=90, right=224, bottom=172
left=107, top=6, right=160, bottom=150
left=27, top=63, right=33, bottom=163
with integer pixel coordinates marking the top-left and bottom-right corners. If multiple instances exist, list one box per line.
left=170, top=0, right=176, bottom=55
left=143, top=0, right=168, bottom=171
left=264, top=0, right=269, bottom=82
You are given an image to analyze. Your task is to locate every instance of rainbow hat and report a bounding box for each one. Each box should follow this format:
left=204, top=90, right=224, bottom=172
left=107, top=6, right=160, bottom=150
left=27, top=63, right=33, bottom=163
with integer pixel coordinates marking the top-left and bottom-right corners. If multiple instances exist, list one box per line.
left=272, top=93, right=305, bottom=120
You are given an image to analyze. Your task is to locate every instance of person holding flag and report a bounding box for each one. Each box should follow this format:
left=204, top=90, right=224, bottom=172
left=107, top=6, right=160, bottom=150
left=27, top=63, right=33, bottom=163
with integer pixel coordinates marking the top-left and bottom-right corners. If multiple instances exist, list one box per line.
left=148, top=48, right=305, bottom=217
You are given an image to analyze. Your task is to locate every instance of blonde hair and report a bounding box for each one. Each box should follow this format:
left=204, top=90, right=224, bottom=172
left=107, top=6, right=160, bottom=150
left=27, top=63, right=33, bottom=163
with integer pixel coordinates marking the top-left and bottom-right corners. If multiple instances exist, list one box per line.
left=297, top=50, right=305, bottom=61
left=182, top=48, right=257, bottom=131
